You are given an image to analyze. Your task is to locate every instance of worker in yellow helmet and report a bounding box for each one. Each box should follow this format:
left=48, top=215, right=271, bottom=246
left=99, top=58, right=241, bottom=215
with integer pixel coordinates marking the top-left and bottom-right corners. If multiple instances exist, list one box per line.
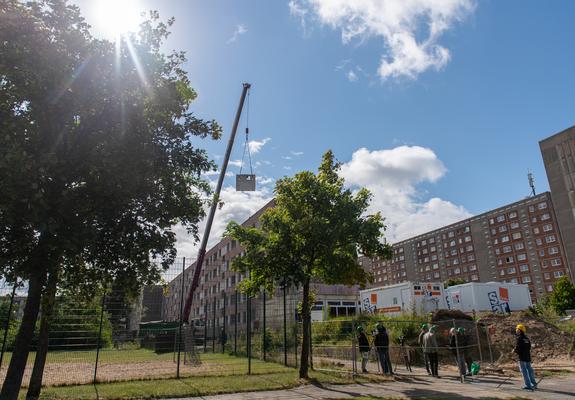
left=514, top=324, right=537, bottom=391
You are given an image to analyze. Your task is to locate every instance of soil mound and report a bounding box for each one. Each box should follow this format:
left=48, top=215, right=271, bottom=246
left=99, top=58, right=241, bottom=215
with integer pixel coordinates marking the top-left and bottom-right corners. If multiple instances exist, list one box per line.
left=477, top=311, right=575, bottom=364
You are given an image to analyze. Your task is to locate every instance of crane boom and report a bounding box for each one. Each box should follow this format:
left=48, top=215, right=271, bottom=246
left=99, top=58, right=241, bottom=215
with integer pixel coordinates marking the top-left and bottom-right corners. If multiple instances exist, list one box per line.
left=183, top=83, right=251, bottom=322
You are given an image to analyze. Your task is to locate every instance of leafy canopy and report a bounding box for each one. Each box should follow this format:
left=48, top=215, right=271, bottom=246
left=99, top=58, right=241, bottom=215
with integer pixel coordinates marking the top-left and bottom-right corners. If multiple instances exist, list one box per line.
left=549, top=276, right=575, bottom=315
left=225, top=150, right=392, bottom=295
left=0, top=0, right=221, bottom=294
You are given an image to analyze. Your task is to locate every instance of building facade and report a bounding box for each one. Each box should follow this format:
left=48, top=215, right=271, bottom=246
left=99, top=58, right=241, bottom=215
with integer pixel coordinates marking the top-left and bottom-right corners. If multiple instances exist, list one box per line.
left=367, top=191, right=569, bottom=302
left=540, top=125, right=575, bottom=280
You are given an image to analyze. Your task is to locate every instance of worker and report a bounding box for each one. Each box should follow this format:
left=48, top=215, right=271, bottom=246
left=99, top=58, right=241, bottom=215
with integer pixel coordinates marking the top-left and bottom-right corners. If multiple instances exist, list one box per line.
left=374, top=323, right=393, bottom=375
left=449, top=327, right=466, bottom=377
left=423, top=325, right=439, bottom=377
left=458, top=327, right=473, bottom=375
left=418, top=323, right=431, bottom=375
left=357, top=325, right=371, bottom=373
left=514, top=324, right=537, bottom=391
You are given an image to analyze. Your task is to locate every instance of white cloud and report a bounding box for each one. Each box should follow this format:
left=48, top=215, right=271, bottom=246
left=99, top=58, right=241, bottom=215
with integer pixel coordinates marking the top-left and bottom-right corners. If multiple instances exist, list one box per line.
left=347, top=70, right=359, bottom=82
left=282, top=155, right=292, bottom=160
left=289, top=0, right=310, bottom=36
left=229, top=159, right=243, bottom=168
left=227, top=24, right=248, bottom=44
left=248, top=137, right=271, bottom=154
left=283, top=166, right=293, bottom=170
left=290, top=151, right=304, bottom=156
left=175, top=186, right=273, bottom=258
left=340, top=146, right=471, bottom=242
left=291, top=0, right=475, bottom=80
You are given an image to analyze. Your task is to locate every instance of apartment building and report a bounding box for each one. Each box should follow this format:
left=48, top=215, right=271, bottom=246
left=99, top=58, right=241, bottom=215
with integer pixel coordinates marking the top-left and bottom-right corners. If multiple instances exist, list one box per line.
left=368, top=191, right=568, bottom=302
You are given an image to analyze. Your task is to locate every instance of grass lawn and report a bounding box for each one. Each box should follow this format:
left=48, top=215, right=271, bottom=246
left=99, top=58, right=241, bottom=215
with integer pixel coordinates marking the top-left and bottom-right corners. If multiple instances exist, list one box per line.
left=23, top=370, right=389, bottom=400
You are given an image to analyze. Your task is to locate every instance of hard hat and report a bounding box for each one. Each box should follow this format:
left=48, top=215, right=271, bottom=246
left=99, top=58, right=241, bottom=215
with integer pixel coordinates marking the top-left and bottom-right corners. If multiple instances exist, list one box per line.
left=421, top=323, right=429, bottom=330
left=376, top=323, right=385, bottom=332
left=516, top=324, right=526, bottom=333
left=357, top=325, right=364, bottom=332
left=457, top=327, right=465, bottom=334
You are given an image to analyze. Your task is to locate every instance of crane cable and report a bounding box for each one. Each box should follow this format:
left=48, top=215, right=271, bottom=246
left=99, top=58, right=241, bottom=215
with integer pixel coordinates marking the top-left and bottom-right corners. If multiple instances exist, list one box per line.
left=239, top=88, right=253, bottom=175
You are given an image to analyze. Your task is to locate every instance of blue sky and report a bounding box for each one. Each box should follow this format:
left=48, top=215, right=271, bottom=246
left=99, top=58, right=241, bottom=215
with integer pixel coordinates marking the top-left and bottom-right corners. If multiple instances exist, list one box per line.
left=75, top=0, right=575, bottom=257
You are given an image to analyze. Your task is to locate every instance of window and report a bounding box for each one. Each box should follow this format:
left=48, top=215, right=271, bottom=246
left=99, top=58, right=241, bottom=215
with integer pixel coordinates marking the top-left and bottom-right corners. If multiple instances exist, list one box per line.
left=545, top=235, right=556, bottom=243
left=544, top=272, right=550, bottom=280
left=510, top=222, right=520, bottom=229
left=466, top=245, right=473, bottom=251
left=430, top=246, right=436, bottom=252
left=448, top=231, right=455, bottom=238
left=551, top=259, right=562, bottom=266
left=506, top=256, right=514, bottom=263
left=500, top=269, right=505, bottom=276
left=538, top=202, right=548, bottom=210
left=547, top=285, right=554, bottom=292
left=514, top=242, right=525, bottom=250
left=533, top=227, right=540, bottom=234
left=520, top=264, right=529, bottom=272
left=393, top=297, right=398, bottom=305
left=433, top=271, right=440, bottom=278
left=451, top=249, right=457, bottom=256
left=471, top=274, right=479, bottom=281
left=454, top=268, right=461, bottom=275
left=495, top=248, right=501, bottom=255
left=452, top=258, right=459, bottom=265
left=491, top=228, right=497, bottom=236
left=507, top=267, right=516, bottom=274
left=499, top=225, right=508, bottom=233
left=549, top=247, right=559, bottom=254
left=497, top=215, right=506, bottom=222
left=536, top=238, right=542, bottom=246
left=509, top=278, right=518, bottom=283
left=509, top=211, right=517, bottom=219
left=469, top=264, right=477, bottom=271
left=431, top=254, right=438, bottom=261
left=541, top=213, right=550, bottom=221
left=517, top=254, right=527, bottom=261
left=432, top=263, right=439, bottom=270
left=501, top=235, right=510, bottom=243
left=450, top=240, right=456, bottom=247
left=468, top=254, right=475, bottom=261
left=522, top=276, right=531, bottom=283
left=543, top=224, right=553, bottom=232
left=542, top=260, right=548, bottom=268
left=553, top=271, right=564, bottom=278
left=512, top=232, right=522, bottom=240
left=489, top=218, right=495, bottom=225
left=503, top=246, right=512, bottom=253
left=465, top=236, right=472, bottom=243
left=529, top=205, right=535, bottom=212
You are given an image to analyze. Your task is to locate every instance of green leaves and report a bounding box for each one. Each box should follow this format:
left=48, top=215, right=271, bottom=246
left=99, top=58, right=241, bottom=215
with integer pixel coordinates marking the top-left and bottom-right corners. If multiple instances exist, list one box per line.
left=225, top=150, right=392, bottom=295
left=549, top=277, right=575, bottom=315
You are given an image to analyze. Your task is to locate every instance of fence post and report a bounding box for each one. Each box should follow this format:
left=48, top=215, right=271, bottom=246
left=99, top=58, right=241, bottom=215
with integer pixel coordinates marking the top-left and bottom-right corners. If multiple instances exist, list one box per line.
left=283, top=285, right=287, bottom=366
left=212, top=300, right=216, bottom=352
left=247, top=295, right=252, bottom=374
left=262, top=290, right=266, bottom=361
left=474, top=320, right=483, bottom=364
left=486, top=324, right=494, bottom=364
left=177, top=257, right=186, bottom=378
left=452, top=319, right=463, bottom=383
left=204, top=304, right=208, bottom=353
left=309, top=317, right=313, bottom=370
left=223, top=292, right=227, bottom=354
left=93, top=293, right=106, bottom=385
left=351, top=320, right=357, bottom=376
left=234, top=290, right=238, bottom=355
left=0, top=281, right=18, bottom=372
left=294, top=317, right=298, bottom=368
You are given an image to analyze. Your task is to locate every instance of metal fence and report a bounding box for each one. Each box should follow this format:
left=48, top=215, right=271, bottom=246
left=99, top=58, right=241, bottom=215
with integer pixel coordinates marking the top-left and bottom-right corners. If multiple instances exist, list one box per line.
left=0, top=258, right=302, bottom=391
left=309, top=317, right=496, bottom=381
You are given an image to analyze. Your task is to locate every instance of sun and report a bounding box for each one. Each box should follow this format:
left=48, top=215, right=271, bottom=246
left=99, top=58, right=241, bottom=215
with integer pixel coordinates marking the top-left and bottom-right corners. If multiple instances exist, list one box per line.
left=90, top=0, right=143, bottom=40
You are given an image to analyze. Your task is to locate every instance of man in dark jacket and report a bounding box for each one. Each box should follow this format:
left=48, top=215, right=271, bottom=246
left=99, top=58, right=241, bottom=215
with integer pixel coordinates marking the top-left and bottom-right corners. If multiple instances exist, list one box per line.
left=514, top=324, right=537, bottom=390
left=374, top=323, right=393, bottom=375
left=418, top=323, right=431, bottom=375
left=357, top=325, right=370, bottom=373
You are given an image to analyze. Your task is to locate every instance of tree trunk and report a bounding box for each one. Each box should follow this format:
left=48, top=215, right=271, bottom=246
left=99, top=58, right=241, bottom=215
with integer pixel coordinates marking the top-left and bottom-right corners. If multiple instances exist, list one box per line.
left=26, top=269, right=59, bottom=400
left=1, top=269, right=47, bottom=400
left=299, top=280, right=311, bottom=379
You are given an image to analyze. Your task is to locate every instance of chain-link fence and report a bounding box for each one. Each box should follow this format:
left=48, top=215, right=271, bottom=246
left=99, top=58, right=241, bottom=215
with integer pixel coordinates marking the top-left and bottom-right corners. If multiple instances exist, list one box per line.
left=308, top=317, right=495, bottom=381
left=0, top=259, right=303, bottom=391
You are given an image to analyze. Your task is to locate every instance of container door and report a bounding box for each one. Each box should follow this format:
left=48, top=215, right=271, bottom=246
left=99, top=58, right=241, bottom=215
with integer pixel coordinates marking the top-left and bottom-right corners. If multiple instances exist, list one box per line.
left=400, top=288, right=411, bottom=313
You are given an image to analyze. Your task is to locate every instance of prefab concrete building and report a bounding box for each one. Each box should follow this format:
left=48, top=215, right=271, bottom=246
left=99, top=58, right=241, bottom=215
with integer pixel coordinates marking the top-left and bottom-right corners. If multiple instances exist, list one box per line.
left=444, top=282, right=532, bottom=313
left=359, top=282, right=446, bottom=316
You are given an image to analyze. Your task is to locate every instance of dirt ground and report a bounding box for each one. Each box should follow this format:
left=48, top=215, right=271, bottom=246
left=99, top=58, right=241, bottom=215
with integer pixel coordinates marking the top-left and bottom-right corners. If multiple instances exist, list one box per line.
left=477, top=312, right=575, bottom=365
left=0, top=360, right=243, bottom=387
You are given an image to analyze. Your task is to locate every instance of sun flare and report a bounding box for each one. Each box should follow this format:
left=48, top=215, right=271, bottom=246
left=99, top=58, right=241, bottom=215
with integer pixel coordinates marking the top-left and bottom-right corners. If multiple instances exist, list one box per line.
left=91, top=0, right=143, bottom=39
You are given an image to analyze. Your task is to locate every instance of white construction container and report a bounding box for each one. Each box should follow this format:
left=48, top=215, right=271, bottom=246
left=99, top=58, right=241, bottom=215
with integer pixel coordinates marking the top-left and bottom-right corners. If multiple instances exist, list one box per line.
left=359, top=282, right=446, bottom=316
left=444, top=282, right=532, bottom=313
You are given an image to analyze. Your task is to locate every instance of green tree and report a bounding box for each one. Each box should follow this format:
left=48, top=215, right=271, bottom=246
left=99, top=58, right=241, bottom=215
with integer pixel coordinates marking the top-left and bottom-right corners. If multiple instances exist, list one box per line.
left=444, top=278, right=467, bottom=288
left=226, top=151, right=392, bottom=378
left=0, top=1, right=220, bottom=397
left=549, top=277, right=575, bottom=315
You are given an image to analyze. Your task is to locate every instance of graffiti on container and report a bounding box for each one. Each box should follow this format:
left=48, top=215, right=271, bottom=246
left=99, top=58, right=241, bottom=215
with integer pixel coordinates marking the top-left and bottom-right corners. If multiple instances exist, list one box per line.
left=362, top=297, right=376, bottom=314
left=488, top=288, right=511, bottom=313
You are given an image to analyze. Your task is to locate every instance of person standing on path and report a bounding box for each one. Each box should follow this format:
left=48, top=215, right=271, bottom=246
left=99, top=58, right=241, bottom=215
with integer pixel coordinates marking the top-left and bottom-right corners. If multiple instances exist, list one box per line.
left=374, top=323, right=393, bottom=375
left=418, top=323, right=431, bottom=375
left=219, top=327, right=228, bottom=354
left=357, top=325, right=371, bottom=373
left=449, top=327, right=466, bottom=377
left=423, top=325, right=439, bottom=377
left=514, top=324, right=537, bottom=391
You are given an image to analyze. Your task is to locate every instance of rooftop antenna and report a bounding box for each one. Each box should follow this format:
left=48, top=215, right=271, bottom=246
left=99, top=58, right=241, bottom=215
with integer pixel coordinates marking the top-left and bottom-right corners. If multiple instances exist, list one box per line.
left=528, top=171, right=536, bottom=196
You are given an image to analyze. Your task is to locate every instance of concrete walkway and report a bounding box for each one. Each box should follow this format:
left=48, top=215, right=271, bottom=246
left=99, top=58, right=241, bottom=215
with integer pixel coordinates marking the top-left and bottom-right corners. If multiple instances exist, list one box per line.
left=169, top=373, right=575, bottom=400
